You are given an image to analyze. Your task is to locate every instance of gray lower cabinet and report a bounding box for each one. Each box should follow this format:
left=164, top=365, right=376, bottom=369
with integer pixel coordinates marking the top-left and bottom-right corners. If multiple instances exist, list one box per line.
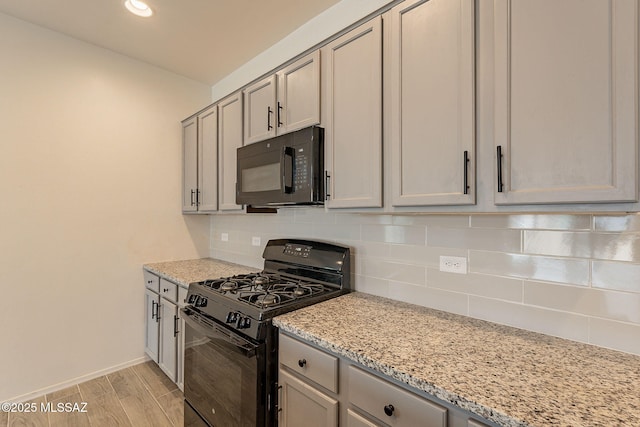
left=144, top=271, right=160, bottom=363
left=143, top=271, right=186, bottom=388
left=278, top=332, right=494, bottom=427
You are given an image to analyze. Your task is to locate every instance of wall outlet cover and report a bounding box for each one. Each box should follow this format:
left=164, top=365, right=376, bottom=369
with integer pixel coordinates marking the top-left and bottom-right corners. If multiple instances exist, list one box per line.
left=221, top=233, right=229, bottom=242
left=439, top=256, right=467, bottom=274
left=251, top=236, right=261, bottom=246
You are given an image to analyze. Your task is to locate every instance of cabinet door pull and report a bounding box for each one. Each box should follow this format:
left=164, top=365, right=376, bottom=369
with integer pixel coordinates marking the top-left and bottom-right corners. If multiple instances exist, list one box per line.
left=277, top=102, right=283, bottom=127
left=151, top=300, right=157, bottom=320
left=324, top=171, right=331, bottom=200
left=463, top=150, right=470, bottom=195
left=267, top=106, right=273, bottom=130
left=384, top=404, right=395, bottom=417
left=297, top=358, right=307, bottom=368
left=190, top=189, right=196, bottom=206
left=496, top=145, right=504, bottom=193
left=196, top=189, right=201, bottom=206
left=173, top=315, right=179, bottom=337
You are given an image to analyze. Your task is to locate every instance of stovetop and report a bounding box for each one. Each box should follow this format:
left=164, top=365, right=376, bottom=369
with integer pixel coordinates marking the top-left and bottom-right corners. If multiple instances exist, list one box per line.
left=184, top=239, right=351, bottom=341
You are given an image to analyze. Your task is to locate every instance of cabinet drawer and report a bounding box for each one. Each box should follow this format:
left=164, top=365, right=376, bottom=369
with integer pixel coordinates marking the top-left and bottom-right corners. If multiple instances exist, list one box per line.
left=159, top=279, right=178, bottom=303
left=347, top=409, right=379, bottom=427
left=348, top=366, right=447, bottom=427
left=279, top=334, right=338, bottom=393
left=144, top=270, right=160, bottom=292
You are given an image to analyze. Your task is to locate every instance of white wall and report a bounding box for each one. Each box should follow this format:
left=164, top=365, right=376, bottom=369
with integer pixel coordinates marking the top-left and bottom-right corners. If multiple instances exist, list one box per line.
left=0, top=13, right=212, bottom=402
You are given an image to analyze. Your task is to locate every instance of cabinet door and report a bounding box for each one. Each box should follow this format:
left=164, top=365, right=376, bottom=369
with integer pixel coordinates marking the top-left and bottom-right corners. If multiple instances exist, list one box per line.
left=278, top=50, right=321, bottom=135
left=159, top=298, right=178, bottom=382
left=323, top=16, right=383, bottom=208
left=494, top=0, right=638, bottom=204
left=278, top=369, right=338, bottom=427
left=389, top=0, right=475, bottom=206
left=144, top=288, right=160, bottom=363
left=182, top=116, right=198, bottom=212
left=244, top=75, right=277, bottom=144
left=197, top=105, right=218, bottom=212
left=218, top=91, right=244, bottom=210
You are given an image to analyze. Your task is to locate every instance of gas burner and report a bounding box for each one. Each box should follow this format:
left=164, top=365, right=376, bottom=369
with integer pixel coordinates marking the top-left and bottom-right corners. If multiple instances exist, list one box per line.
left=253, top=275, right=271, bottom=287
left=257, top=294, right=279, bottom=306
left=220, top=281, right=238, bottom=292
left=239, top=290, right=295, bottom=309
left=271, top=283, right=326, bottom=298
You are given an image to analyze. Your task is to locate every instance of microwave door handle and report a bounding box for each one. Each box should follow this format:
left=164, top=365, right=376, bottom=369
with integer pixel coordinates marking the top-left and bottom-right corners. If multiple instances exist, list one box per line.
left=281, top=146, right=294, bottom=194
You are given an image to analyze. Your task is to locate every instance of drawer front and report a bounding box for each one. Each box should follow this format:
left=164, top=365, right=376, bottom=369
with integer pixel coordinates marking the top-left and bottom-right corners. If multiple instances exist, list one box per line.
left=144, top=270, right=160, bottom=292
left=159, top=279, right=178, bottom=303
left=347, top=409, right=380, bottom=427
left=279, top=334, right=338, bottom=393
left=348, top=366, right=447, bottom=427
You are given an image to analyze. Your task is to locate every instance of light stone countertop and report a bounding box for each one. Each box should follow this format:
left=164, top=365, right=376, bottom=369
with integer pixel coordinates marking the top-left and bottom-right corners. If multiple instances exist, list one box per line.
left=143, top=258, right=258, bottom=287
left=273, top=292, right=640, bottom=427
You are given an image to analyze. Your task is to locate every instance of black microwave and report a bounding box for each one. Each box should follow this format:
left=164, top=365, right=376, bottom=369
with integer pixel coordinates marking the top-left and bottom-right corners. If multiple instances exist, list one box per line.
left=236, top=126, right=324, bottom=206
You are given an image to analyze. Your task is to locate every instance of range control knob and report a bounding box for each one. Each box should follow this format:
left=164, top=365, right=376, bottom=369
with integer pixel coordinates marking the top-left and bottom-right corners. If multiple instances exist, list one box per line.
left=236, top=316, right=251, bottom=329
left=226, top=312, right=238, bottom=323
left=197, top=297, right=207, bottom=308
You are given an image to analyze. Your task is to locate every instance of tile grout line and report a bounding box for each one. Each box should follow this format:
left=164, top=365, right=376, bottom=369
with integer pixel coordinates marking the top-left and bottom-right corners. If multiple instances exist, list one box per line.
left=105, top=372, right=136, bottom=427
left=130, top=366, right=178, bottom=427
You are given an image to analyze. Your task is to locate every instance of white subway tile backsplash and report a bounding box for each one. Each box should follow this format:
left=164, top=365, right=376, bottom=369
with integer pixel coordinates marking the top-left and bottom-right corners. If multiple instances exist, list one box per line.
left=468, top=297, right=590, bottom=343
left=594, top=214, right=640, bottom=232
left=524, top=230, right=640, bottom=262
left=469, top=251, right=590, bottom=286
left=428, top=269, right=523, bottom=302
left=592, top=261, right=640, bottom=293
left=589, top=318, right=640, bottom=355
left=210, top=211, right=640, bottom=355
left=524, top=281, right=640, bottom=324
left=427, top=227, right=521, bottom=252
left=361, top=224, right=426, bottom=245
left=470, top=214, right=592, bottom=230
left=360, top=258, right=426, bottom=285
left=312, top=222, right=361, bottom=241
left=389, top=282, right=468, bottom=316
left=354, top=275, right=389, bottom=297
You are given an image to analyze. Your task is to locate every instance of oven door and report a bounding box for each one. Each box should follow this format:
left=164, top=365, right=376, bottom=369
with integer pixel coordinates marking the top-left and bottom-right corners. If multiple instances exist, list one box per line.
left=182, top=309, right=266, bottom=427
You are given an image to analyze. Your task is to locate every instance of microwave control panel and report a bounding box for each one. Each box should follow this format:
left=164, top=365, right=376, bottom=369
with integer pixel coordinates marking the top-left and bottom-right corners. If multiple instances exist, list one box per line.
left=294, top=148, right=308, bottom=191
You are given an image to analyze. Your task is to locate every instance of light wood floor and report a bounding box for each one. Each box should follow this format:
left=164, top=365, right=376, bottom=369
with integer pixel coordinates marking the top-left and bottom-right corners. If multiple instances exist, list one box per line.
left=1, top=361, right=183, bottom=427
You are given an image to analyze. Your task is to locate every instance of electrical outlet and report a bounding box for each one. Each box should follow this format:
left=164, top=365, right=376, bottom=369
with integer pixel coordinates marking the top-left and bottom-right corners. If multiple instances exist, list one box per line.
left=221, top=233, right=229, bottom=242
left=439, top=256, right=467, bottom=274
left=251, top=236, right=261, bottom=246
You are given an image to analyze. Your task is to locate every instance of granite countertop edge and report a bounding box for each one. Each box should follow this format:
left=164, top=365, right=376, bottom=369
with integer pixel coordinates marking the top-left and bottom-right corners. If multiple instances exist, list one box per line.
left=143, top=257, right=259, bottom=288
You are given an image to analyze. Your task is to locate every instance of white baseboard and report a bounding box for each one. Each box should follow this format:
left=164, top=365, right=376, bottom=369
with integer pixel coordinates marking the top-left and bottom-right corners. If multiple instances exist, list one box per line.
left=7, top=356, right=151, bottom=403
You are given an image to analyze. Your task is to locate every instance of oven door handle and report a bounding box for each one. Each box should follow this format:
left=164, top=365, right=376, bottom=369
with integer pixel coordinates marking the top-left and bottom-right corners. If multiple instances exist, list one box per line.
left=181, top=308, right=258, bottom=359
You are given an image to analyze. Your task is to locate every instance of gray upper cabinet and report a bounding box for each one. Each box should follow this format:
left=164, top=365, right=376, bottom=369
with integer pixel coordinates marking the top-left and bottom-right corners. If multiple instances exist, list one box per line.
left=243, top=51, right=320, bottom=145
left=493, top=0, right=639, bottom=205
left=322, top=16, right=383, bottom=208
left=182, top=105, right=218, bottom=213
left=197, top=106, right=219, bottom=211
left=243, top=75, right=277, bottom=144
left=388, top=0, right=476, bottom=207
left=278, top=50, right=321, bottom=134
left=217, top=91, right=244, bottom=211
left=181, top=116, right=198, bottom=212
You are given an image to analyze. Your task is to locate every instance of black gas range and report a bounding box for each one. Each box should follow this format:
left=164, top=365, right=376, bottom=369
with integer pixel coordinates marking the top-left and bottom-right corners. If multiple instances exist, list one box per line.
left=182, top=239, right=350, bottom=427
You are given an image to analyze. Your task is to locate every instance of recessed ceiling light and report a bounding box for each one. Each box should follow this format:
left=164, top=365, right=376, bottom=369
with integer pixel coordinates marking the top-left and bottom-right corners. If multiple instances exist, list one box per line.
left=124, top=0, right=153, bottom=17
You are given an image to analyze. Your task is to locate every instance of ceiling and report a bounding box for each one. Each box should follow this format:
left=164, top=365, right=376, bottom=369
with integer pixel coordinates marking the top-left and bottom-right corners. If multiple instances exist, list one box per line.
left=0, top=0, right=342, bottom=86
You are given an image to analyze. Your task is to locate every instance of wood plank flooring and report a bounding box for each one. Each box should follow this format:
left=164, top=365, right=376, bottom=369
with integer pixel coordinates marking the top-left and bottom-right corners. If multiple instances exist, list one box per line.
left=2, top=361, right=183, bottom=427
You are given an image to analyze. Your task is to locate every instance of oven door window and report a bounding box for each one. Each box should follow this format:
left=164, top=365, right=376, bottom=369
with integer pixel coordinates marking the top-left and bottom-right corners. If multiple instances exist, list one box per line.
left=183, top=313, right=265, bottom=427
